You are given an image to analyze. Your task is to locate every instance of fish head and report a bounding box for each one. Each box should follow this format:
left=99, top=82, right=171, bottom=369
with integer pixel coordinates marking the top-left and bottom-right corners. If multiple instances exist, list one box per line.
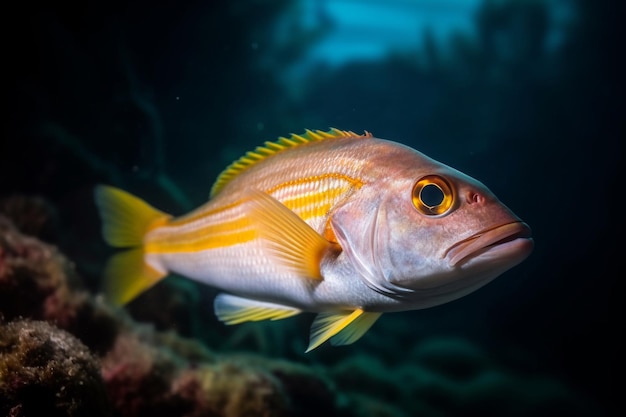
left=330, top=145, right=533, bottom=308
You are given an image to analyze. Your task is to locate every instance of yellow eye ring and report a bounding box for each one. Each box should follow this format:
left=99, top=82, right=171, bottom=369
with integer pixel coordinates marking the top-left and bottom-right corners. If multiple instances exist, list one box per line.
left=412, top=175, right=455, bottom=216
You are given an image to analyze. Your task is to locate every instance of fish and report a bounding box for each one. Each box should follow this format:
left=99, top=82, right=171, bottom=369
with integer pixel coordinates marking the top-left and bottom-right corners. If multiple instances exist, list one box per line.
left=94, top=128, right=533, bottom=352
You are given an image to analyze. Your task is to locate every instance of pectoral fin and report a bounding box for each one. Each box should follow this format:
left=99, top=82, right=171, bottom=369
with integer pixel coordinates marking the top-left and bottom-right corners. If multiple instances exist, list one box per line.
left=306, top=309, right=382, bottom=352
left=245, top=189, right=336, bottom=280
left=214, top=293, right=301, bottom=325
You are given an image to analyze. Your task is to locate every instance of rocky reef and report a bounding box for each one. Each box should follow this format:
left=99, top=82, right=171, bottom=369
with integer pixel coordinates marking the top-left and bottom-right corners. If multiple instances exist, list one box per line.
left=0, top=320, right=110, bottom=417
left=0, top=196, right=596, bottom=416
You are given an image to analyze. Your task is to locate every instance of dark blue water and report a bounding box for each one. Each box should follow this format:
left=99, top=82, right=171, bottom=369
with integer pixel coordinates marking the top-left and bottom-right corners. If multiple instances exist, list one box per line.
left=2, top=1, right=621, bottom=416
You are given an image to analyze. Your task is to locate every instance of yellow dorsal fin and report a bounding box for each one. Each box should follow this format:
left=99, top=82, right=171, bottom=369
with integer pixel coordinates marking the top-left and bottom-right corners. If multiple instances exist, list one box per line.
left=210, top=128, right=372, bottom=197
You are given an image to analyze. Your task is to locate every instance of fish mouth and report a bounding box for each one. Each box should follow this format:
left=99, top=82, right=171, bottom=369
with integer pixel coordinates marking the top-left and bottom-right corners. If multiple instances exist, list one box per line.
left=444, top=221, right=533, bottom=267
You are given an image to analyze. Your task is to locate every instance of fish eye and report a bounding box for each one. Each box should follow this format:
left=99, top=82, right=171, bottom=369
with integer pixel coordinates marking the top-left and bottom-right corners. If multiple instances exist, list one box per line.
left=412, top=175, right=454, bottom=216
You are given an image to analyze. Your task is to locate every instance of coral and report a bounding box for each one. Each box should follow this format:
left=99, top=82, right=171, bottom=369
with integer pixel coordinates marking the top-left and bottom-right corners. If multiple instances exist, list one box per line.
left=0, top=215, right=83, bottom=327
left=0, top=210, right=120, bottom=355
left=98, top=329, right=337, bottom=417
left=231, top=355, right=337, bottom=417
left=99, top=330, right=191, bottom=417
left=174, top=361, right=288, bottom=417
left=0, top=319, right=111, bottom=417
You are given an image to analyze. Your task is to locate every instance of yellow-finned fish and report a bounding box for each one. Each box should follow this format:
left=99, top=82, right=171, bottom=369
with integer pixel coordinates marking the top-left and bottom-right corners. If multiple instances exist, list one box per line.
left=94, top=128, right=533, bottom=351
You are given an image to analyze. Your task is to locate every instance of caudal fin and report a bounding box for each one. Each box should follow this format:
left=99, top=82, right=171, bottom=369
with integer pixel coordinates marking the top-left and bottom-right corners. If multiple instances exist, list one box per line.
left=94, top=185, right=169, bottom=305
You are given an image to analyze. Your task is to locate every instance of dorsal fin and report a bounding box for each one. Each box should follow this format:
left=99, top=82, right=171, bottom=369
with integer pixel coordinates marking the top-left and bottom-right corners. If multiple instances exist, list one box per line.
left=210, top=128, right=372, bottom=197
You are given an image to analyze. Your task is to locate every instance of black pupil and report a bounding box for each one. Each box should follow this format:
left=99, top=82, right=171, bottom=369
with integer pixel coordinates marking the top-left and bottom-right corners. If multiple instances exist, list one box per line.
left=420, top=184, right=444, bottom=207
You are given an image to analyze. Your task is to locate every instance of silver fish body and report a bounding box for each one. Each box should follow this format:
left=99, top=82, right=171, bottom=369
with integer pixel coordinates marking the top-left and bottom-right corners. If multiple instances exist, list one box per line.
left=95, top=129, right=533, bottom=351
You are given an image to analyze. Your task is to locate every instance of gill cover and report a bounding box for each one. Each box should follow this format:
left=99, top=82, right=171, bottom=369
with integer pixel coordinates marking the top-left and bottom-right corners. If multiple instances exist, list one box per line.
left=330, top=193, right=414, bottom=297
left=331, top=173, right=465, bottom=295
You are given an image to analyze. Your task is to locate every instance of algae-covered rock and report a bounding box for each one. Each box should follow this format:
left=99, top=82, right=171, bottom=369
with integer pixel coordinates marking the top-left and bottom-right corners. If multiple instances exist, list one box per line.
left=174, top=361, right=289, bottom=417
left=99, top=330, right=337, bottom=417
left=0, top=213, right=119, bottom=355
left=227, top=355, right=337, bottom=417
left=0, top=214, right=82, bottom=327
left=0, top=319, right=111, bottom=417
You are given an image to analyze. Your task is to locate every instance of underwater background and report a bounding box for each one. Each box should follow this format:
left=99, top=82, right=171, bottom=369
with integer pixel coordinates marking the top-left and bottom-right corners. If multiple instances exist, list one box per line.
left=1, top=0, right=622, bottom=416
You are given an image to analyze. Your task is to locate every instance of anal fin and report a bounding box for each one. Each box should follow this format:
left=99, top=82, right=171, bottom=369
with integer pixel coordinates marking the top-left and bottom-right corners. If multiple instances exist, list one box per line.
left=306, top=309, right=382, bottom=352
left=214, top=293, right=301, bottom=325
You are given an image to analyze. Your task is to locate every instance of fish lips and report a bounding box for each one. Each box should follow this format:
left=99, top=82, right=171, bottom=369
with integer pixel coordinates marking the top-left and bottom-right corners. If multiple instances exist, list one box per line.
left=445, top=221, right=534, bottom=268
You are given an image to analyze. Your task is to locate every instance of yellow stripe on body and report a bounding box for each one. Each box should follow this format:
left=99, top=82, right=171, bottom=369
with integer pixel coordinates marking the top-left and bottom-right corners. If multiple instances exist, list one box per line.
left=269, top=173, right=363, bottom=221
left=146, top=201, right=256, bottom=254
left=146, top=173, right=364, bottom=255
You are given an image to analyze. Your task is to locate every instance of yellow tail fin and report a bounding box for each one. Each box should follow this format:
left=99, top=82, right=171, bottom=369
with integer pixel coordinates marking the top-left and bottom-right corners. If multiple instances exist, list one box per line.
left=94, top=185, right=170, bottom=305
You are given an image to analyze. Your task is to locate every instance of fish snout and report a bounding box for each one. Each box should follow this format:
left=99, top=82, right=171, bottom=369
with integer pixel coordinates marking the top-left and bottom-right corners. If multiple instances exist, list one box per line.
left=444, top=221, right=533, bottom=267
